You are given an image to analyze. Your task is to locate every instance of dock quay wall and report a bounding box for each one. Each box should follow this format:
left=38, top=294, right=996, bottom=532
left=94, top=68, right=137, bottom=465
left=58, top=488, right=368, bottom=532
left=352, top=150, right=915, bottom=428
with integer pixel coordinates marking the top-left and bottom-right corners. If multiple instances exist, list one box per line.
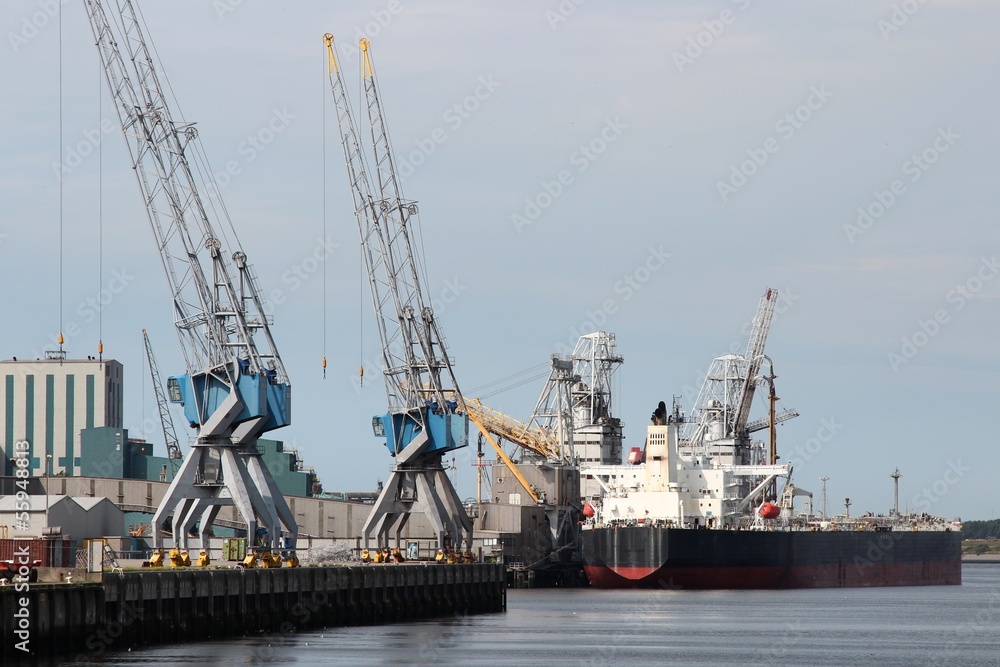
left=2, top=563, right=506, bottom=663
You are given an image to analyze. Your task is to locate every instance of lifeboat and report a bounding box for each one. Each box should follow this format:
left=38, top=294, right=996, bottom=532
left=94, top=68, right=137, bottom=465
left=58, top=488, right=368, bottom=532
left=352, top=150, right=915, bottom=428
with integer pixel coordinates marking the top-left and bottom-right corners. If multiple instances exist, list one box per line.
left=759, top=502, right=781, bottom=519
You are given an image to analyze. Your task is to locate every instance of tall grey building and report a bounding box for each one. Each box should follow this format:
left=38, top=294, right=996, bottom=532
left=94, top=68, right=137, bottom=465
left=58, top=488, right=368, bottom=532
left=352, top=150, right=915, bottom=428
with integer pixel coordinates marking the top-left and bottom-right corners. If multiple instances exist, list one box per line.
left=0, top=357, right=123, bottom=476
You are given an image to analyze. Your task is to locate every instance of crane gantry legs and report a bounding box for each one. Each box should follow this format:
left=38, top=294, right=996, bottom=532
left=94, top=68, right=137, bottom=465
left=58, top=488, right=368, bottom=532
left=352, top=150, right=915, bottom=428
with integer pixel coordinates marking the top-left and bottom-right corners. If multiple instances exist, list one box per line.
left=363, top=458, right=473, bottom=551
left=151, top=440, right=298, bottom=552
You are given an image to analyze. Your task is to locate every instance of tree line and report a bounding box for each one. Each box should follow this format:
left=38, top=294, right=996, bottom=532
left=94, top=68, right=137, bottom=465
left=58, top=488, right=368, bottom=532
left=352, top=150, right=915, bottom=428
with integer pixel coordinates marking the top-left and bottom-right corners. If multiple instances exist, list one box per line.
left=962, top=519, right=1000, bottom=539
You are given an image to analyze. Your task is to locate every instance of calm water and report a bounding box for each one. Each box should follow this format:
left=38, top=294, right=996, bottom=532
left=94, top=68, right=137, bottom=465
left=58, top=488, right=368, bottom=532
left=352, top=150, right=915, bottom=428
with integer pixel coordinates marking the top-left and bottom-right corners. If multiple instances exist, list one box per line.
left=63, top=564, right=1000, bottom=666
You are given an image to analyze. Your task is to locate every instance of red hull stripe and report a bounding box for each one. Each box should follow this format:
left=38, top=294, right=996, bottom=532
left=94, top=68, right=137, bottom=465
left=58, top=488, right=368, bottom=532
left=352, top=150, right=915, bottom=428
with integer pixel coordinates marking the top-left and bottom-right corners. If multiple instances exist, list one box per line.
left=584, top=561, right=962, bottom=589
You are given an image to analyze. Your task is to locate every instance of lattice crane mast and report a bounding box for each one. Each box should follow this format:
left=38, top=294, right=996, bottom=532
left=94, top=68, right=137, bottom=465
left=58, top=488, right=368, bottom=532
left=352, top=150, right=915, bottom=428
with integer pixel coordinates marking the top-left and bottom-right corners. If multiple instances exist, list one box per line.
left=325, top=35, right=471, bottom=551
left=142, top=329, right=182, bottom=477
left=85, top=0, right=296, bottom=555
left=731, top=288, right=778, bottom=437
left=684, top=288, right=787, bottom=461
left=525, top=357, right=579, bottom=463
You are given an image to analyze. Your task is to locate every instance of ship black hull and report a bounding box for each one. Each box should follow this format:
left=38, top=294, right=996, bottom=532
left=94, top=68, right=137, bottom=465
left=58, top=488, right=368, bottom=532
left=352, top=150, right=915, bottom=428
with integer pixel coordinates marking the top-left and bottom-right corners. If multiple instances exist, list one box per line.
left=581, top=527, right=962, bottom=589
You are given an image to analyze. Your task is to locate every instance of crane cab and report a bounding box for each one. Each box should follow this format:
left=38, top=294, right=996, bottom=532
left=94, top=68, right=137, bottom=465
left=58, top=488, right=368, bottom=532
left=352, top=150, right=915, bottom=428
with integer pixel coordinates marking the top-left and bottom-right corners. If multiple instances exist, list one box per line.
left=376, top=406, right=468, bottom=457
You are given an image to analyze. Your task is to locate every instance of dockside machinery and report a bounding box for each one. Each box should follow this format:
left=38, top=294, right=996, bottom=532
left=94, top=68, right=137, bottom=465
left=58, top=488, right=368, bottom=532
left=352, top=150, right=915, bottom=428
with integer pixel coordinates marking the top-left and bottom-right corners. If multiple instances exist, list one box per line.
left=325, top=35, right=472, bottom=552
left=85, top=0, right=297, bottom=557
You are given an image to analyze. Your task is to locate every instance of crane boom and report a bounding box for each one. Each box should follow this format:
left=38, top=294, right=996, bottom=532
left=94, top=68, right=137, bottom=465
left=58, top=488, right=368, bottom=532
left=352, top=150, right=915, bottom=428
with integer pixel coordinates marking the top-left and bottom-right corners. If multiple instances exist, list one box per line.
left=142, top=329, right=182, bottom=476
left=326, top=35, right=471, bottom=551
left=464, top=398, right=559, bottom=460
left=746, top=407, right=799, bottom=434
left=731, top=288, right=778, bottom=436
left=362, top=39, right=463, bottom=417
left=684, top=288, right=783, bottom=455
left=86, top=0, right=296, bottom=555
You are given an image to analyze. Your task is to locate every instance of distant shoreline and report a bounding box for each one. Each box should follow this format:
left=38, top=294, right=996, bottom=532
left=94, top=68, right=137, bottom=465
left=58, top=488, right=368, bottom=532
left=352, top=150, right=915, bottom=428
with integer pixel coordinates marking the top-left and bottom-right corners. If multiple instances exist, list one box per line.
left=962, top=555, right=1000, bottom=563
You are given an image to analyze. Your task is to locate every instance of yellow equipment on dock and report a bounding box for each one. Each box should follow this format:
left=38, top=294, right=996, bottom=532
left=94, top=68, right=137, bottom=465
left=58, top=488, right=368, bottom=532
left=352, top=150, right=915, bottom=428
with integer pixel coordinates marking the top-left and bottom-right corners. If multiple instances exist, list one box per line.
left=169, top=549, right=191, bottom=567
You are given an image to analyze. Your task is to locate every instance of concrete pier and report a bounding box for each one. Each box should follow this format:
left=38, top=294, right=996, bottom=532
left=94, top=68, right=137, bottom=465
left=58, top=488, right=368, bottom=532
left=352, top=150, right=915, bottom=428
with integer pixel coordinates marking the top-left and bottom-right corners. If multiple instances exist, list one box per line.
left=1, top=563, right=505, bottom=663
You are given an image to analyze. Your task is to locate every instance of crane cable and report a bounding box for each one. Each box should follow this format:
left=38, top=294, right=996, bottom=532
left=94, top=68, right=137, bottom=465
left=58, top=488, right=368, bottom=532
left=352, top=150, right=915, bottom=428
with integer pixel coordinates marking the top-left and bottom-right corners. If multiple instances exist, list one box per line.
left=359, top=242, right=365, bottom=387
left=356, top=49, right=368, bottom=388
left=321, top=50, right=328, bottom=380
left=98, top=37, right=104, bottom=368
left=465, top=362, right=549, bottom=396
left=57, top=5, right=64, bottom=362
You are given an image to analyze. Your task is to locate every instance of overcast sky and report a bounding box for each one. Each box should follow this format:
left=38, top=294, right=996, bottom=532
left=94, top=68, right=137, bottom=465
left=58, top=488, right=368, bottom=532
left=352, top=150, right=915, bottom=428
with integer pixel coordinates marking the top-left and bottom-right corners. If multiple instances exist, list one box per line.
left=2, top=1, right=997, bottom=520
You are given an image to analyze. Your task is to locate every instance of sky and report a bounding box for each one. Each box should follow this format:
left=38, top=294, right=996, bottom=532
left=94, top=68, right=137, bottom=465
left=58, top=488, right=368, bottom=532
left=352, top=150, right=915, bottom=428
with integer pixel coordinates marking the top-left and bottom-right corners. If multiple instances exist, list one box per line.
left=1, top=1, right=998, bottom=521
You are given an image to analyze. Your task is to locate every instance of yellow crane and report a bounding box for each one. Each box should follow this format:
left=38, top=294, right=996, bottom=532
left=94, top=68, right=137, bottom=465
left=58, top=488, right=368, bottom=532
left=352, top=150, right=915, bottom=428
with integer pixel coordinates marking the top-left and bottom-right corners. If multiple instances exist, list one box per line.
left=463, top=398, right=559, bottom=460
left=462, top=398, right=560, bottom=505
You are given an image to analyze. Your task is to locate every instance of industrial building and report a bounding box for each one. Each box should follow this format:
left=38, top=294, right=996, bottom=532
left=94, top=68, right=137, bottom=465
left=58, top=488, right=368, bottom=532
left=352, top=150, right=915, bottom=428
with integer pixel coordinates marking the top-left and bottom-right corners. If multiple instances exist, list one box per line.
left=0, top=356, right=123, bottom=477
left=77, top=426, right=316, bottom=497
left=0, top=494, right=124, bottom=541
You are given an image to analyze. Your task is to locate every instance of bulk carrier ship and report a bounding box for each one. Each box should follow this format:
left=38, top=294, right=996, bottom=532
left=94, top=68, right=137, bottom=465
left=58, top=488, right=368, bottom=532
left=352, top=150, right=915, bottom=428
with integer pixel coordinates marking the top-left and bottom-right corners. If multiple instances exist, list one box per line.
left=579, top=289, right=962, bottom=589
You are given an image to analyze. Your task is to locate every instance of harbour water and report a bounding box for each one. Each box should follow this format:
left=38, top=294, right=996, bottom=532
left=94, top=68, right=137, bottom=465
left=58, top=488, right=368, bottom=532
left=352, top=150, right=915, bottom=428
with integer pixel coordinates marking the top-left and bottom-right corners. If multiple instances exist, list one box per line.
left=61, top=564, right=999, bottom=666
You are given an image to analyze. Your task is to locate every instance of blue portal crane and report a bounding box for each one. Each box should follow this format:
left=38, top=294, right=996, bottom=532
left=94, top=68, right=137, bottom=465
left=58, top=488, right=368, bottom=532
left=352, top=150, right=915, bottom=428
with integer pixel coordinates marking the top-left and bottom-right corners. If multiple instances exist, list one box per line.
left=84, top=0, right=297, bottom=555
left=325, top=35, right=472, bottom=551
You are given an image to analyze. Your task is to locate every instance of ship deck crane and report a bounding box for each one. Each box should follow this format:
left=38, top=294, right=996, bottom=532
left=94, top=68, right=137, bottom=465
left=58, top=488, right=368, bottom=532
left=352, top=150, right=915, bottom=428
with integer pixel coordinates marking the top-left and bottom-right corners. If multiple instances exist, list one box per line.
left=142, top=329, right=182, bottom=477
left=745, top=407, right=799, bottom=434
left=525, top=356, right=579, bottom=463
left=325, top=35, right=471, bottom=551
left=85, top=0, right=297, bottom=555
left=466, top=332, right=624, bottom=506
left=685, top=288, right=786, bottom=454
left=732, top=288, right=778, bottom=437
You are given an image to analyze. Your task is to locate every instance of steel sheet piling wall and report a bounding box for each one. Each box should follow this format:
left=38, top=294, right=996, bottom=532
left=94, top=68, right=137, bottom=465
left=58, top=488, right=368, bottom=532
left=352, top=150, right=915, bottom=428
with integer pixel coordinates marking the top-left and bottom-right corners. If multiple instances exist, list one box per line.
left=1, top=563, right=505, bottom=663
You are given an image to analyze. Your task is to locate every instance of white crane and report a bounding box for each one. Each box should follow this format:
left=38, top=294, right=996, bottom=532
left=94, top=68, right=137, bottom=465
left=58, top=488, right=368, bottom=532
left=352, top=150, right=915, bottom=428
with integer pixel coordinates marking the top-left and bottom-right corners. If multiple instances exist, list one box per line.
left=529, top=332, right=624, bottom=465
left=325, top=35, right=471, bottom=552
left=85, top=0, right=296, bottom=556
left=142, top=329, right=182, bottom=477
left=685, top=288, right=784, bottom=455
left=732, top=288, right=778, bottom=437
left=525, top=356, right=579, bottom=464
